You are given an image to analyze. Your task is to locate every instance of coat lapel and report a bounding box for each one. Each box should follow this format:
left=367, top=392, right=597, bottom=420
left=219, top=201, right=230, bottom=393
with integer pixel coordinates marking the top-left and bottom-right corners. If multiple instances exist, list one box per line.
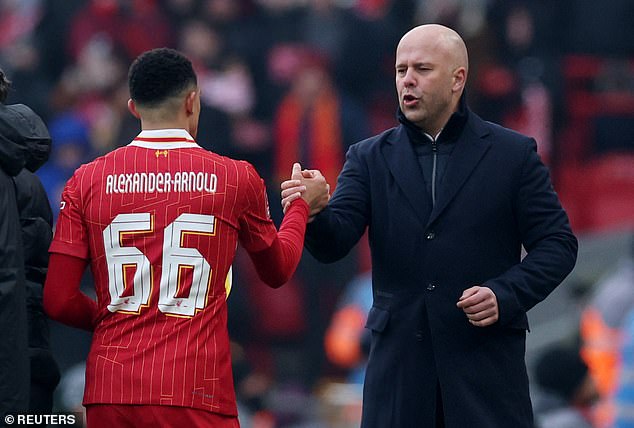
left=382, top=126, right=431, bottom=226
left=426, top=116, right=491, bottom=228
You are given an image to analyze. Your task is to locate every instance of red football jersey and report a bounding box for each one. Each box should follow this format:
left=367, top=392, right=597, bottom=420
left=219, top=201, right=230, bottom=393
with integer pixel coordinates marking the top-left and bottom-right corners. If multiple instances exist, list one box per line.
left=50, top=129, right=280, bottom=416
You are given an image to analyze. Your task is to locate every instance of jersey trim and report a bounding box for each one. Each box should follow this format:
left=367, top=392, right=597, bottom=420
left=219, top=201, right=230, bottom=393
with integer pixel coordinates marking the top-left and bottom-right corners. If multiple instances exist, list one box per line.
left=130, top=129, right=199, bottom=149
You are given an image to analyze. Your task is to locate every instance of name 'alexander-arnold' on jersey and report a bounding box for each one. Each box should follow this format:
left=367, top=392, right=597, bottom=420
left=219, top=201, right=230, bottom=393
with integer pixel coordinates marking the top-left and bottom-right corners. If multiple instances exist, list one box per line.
left=105, top=171, right=218, bottom=194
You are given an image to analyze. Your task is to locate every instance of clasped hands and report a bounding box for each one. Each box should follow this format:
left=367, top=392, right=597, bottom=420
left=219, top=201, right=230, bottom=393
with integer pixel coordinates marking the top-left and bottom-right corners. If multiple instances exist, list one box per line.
left=280, top=163, right=330, bottom=219
left=280, top=163, right=499, bottom=326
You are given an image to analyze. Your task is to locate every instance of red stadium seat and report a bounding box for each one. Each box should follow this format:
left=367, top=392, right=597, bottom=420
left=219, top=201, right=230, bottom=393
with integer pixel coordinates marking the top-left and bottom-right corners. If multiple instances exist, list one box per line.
left=584, top=154, right=634, bottom=231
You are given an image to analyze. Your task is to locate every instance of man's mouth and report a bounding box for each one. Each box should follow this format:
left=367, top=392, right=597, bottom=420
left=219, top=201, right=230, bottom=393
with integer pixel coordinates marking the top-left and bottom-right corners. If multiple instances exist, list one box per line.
left=402, top=94, right=419, bottom=106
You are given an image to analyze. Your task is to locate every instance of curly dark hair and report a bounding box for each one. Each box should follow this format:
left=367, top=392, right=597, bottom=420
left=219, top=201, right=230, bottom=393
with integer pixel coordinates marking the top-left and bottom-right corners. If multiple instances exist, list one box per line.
left=128, top=48, right=197, bottom=107
left=0, top=69, right=11, bottom=103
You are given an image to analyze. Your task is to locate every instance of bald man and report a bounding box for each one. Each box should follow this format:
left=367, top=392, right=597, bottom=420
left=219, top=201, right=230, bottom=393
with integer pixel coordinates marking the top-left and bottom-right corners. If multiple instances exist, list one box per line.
left=281, top=24, right=577, bottom=427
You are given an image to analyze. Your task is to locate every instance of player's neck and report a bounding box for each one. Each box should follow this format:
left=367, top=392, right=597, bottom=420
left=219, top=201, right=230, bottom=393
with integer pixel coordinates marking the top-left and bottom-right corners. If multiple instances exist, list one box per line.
left=140, top=119, right=191, bottom=134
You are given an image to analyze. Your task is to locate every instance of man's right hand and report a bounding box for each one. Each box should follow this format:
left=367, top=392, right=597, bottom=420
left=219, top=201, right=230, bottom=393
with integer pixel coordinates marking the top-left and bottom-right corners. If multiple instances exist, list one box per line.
left=280, top=163, right=330, bottom=218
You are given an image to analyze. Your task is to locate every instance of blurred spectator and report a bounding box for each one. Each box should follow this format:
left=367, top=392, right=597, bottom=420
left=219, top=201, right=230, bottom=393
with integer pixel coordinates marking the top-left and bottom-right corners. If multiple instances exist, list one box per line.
left=271, top=47, right=370, bottom=387
left=334, top=0, right=404, bottom=109
left=417, top=0, right=489, bottom=38
left=615, top=305, right=634, bottom=428
left=231, top=340, right=278, bottom=426
left=324, top=271, right=372, bottom=385
left=0, top=0, right=43, bottom=53
left=300, top=0, right=347, bottom=65
left=563, top=0, right=634, bottom=56
left=177, top=18, right=232, bottom=155
left=580, top=239, right=634, bottom=427
left=32, top=0, right=84, bottom=82
left=273, top=47, right=369, bottom=187
left=67, top=0, right=174, bottom=62
left=159, top=0, right=198, bottom=26
left=0, top=0, right=52, bottom=119
left=36, top=113, right=92, bottom=220
left=481, top=0, right=567, bottom=163
left=178, top=20, right=271, bottom=178
left=591, top=59, right=634, bottom=155
left=201, top=0, right=253, bottom=55
left=534, top=342, right=598, bottom=428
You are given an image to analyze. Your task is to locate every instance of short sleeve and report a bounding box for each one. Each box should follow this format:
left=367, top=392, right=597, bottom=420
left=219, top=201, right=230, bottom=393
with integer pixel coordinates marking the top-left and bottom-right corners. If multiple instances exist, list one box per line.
left=237, top=163, right=278, bottom=253
left=49, top=172, right=90, bottom=259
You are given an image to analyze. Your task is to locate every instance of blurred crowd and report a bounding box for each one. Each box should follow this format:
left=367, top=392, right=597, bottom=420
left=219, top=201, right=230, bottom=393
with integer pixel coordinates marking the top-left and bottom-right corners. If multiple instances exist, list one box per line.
left=1, top=0, right=633, bottom=426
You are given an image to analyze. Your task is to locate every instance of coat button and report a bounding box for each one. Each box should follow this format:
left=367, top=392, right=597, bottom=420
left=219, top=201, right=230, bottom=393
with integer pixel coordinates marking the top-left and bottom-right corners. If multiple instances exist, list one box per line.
left=425, top=231, right=435, bottom=240
left=426, top=283, right=436, bottom=291
left=415, top=330, right=424, bottom=341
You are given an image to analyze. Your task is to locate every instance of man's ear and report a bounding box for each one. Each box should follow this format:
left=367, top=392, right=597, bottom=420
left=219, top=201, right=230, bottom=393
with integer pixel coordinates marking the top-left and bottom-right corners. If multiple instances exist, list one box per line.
left=185, top=90, right=197, bottom=115
left=127, top=99, right=141, bottom=119
left=452, top=67, right=467, bottom=93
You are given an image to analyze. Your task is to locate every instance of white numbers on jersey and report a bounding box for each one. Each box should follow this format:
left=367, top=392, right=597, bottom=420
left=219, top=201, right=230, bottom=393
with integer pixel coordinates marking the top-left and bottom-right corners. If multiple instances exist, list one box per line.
left=103, top=213, right=216, bottom=317
left=103, top=213, right=153, bottom=314
left=159, top=214, right=214, bottom=316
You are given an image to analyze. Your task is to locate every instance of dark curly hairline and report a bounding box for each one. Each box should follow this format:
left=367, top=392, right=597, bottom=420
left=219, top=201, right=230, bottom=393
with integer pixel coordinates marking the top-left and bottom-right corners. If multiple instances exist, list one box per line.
left=128, top=48, right=197, bottom=107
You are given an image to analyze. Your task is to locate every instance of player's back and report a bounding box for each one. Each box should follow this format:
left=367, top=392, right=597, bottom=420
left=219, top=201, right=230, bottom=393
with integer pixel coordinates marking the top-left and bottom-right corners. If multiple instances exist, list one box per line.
left=52, top=129, right=273, bottom=415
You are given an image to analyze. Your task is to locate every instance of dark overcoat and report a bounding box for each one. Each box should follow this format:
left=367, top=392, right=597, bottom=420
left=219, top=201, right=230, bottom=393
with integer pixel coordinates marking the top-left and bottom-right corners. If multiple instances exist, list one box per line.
left=305, top=108, right=578, bottom=428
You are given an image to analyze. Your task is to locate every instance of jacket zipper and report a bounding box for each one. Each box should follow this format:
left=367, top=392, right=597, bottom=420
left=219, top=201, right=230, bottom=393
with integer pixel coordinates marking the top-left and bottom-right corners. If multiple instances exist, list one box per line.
left=431, top=139, right=438, bottom=207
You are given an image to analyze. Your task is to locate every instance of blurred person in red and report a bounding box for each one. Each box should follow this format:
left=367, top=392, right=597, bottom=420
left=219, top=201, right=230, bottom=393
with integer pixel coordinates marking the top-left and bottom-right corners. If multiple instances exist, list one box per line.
left=43, top=47, right=328, bottom=427
left=67, top=0, right=173, bottom=63
left=274, top=47, right=369, bottom=189
left=273, top=46, right=370, bottom=387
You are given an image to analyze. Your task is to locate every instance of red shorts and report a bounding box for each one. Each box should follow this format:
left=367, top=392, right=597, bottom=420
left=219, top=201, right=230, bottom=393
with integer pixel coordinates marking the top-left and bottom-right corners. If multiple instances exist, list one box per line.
left=85, top=404, right=240, bottom=428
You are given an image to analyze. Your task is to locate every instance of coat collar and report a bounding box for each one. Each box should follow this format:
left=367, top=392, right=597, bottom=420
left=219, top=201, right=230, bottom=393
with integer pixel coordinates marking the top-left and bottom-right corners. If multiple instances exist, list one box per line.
left=383, top=104, right=492, bottom=227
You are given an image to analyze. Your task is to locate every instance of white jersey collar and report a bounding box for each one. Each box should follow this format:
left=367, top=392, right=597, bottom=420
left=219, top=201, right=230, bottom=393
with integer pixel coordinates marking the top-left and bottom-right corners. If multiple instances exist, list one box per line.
left=129, top=129, right=200, bottom=149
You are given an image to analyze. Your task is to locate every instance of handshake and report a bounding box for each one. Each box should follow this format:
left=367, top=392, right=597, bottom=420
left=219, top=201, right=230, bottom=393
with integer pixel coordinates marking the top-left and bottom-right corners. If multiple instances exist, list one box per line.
left=280, top=162, right=330, bottom=220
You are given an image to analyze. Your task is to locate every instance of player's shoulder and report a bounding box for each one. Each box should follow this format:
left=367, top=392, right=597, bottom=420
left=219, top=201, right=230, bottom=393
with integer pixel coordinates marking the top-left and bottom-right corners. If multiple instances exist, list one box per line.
left=203, top=153, right=264, bottom=186
left=234, top=159, right=263, bottom=182
left=71, top=151, right=111, bottom=178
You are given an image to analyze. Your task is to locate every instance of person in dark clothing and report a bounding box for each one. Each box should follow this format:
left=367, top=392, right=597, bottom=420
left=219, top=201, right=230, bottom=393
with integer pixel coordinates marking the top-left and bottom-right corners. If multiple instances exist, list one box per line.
left=14, top=166, right=61, bottom=416
left=0, top=69, right=60, bottom=418
left=0, top=70, right=30, bottom=417
left=281, top=24, right=577, bottom=427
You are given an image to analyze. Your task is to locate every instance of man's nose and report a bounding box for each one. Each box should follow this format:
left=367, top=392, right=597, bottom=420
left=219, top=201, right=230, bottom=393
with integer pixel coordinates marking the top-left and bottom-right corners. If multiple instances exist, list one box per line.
left=402, top=69, right=416, bottom=86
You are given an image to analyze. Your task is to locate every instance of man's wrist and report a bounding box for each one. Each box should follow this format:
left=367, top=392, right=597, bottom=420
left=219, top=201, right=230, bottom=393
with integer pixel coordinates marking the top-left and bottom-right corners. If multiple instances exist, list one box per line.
left=289, top=197, right=310, bottom=217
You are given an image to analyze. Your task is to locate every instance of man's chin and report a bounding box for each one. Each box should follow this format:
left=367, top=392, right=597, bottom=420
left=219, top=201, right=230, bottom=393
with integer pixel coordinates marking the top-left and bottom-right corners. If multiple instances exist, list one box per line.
left=402, top=110, right=423, bottom=124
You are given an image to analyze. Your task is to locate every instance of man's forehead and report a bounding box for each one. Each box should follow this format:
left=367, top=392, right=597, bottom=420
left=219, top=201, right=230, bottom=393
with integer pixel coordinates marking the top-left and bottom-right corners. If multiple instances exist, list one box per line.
left=396, top=38, right=444, bottom=63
